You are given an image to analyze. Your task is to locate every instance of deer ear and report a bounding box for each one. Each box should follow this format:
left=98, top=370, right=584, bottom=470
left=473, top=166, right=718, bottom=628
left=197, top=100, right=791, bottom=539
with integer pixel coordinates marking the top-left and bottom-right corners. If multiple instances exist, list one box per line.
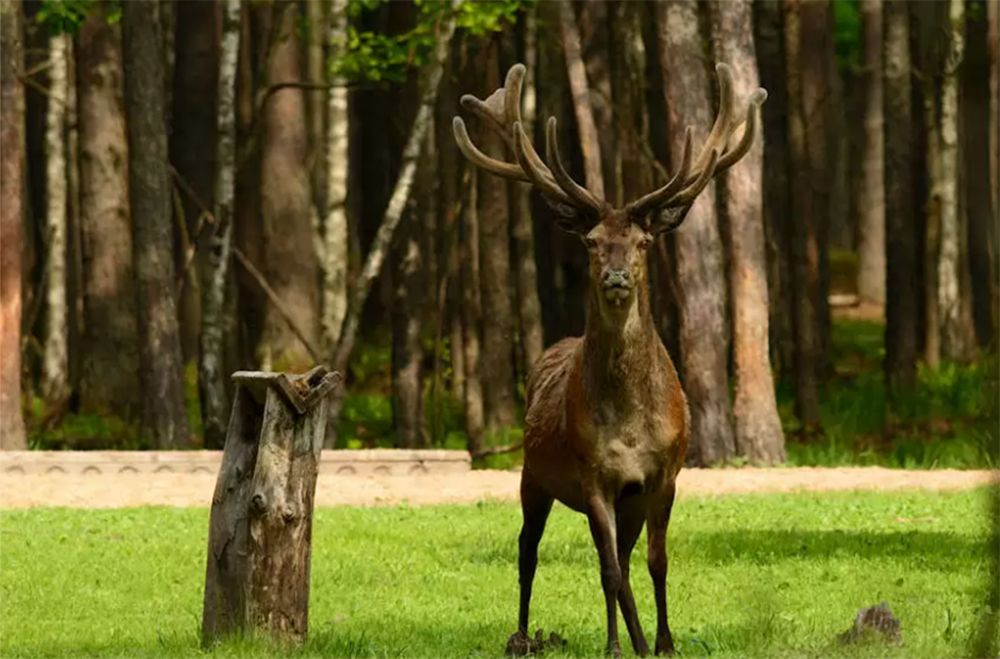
left=648, top=206, right=691, bottom=235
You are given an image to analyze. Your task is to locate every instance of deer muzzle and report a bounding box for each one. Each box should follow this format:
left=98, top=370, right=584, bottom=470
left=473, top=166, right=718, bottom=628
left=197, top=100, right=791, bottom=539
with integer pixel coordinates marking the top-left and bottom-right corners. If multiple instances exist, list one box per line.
left=602, top=268, right=633, bottom=304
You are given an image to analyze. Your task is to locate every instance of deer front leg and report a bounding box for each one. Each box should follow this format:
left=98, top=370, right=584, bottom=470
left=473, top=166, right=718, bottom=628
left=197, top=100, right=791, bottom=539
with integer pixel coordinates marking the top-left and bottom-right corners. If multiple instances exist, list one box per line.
left=647, top=484, right=677, bottom=656
left=507, top=474, right=554, bottom=656
left=587, top=494, right=622, bottom=658
left=616, top=501, right=651, bottom=657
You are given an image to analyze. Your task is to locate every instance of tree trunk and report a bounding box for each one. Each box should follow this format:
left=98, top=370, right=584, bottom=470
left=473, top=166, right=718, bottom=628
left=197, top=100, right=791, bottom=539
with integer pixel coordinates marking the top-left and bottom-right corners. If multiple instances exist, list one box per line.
left=558, top=0, right=605, bottom=199
left=784, top=0, right=822, bottom=429
left=325, top=2, right=460, bottom=447
left=923, top=66, right=943, bottom=370
left=579, top=1, right=618, bottom=203
left=77, top=6, right=139, bottom=417
left=171, top=0, right=219, bottom=363
left=260, top=3, right=318, bottom=370
left=510, top=5, right=544, bottom=379
left=122, top=0, right=192, bottom=448
left=476, top=39, right=517, bottom=437
left=989, top=1, right=999, bottom=339
left=964, top=0, right=996, bottom=348
left=709, top=0, right=785, bottom=465
left=657, top=0, right=735, bottom=466
left=321, top=0, right=349, bottom=353
left=41, top=30, right=68, bottom=404
left=199, top=0, right=241, bottom=450
left=462, top=167, right=484, bottom=455
left=0, top=0, right=26, bottom=450
left=305, top=0, right=326, bottom=219
left=938, top=0, right=966, bottom=361
left=857, top=0, right=886, bottom=305
left=753, top=0, right=795, bottom=379
left=391, top=209, right=424, bottom=449
left=884, top=0, right=918, bottom=401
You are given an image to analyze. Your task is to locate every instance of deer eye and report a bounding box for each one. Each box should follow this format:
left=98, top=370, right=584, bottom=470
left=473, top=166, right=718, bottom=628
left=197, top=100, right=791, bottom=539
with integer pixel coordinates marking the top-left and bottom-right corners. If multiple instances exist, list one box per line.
left=639, top=235, right=653, bottom=250
left=583, top=237, right=598, bottom=249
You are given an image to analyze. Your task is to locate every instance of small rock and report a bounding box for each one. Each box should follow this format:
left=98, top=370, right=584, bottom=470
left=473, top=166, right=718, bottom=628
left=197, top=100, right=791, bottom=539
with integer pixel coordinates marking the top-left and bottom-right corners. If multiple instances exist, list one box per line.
left=838, top=602, right=902, bottom=646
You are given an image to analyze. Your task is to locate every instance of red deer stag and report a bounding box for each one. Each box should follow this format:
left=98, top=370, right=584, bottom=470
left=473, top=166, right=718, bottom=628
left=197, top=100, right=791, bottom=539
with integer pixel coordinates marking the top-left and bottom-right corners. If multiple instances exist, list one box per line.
left=453, top=63, right=765, bottom=658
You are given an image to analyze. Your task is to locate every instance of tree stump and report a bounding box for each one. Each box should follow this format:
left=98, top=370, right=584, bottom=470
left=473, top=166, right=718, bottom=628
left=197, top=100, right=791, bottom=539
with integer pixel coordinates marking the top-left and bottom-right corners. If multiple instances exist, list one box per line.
left=201, top=365, right=341, bottom=647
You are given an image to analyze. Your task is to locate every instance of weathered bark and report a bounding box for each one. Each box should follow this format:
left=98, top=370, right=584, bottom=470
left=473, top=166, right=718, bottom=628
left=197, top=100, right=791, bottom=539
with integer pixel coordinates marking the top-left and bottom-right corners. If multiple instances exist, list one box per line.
left=199, top=0, right=241, bottom=451
left=122, top=0, right=192, bottom=448
left=884, top=0, right=918, bottom=399
left=391, top=212, right=425, bottom=450
left=785, top=0, right=821, bottom=429
left=753, top=0, right=794, bottom=379
left=965, top=0, right=996, bottom=348
left=511, top=5, right=544, bottom=379
left=41, top=31, right=68, bottom=404
left=325, top=3, right=460, bottom=447
left=657, top=0, right=735, bottom=466
left=579, top=1, right=618, bottom=203
left=171, top=0, right=219, bottom=363
left=922, top=18, right=943, bottom=370
left=321, top=0, right=349, bottom=353
left=857, top=0, right=886, bottom=305
left=476, top=40, right=517, bottom=436
left=558, top=0, right=605, bottom=199
left=0, top=0, right=27, bottom=450
left=305, top=0, right=325, bottom=217
left=260, top=3, right=318, bottom=370
left=65, top=37, right=82, bottom=403
left=77, top=5, right=139, bottom=417
left=462, top=168, right=484, bottom=455
left=201, top=367, right=337, bottom=646
left=709, top=0, right=785, bottom=465
left=938, top=0, right=966, bottom=361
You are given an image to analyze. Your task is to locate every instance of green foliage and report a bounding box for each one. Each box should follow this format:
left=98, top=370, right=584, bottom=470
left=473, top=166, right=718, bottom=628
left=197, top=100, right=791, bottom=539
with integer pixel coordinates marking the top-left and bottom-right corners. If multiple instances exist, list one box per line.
left=334, top=0, right=525, bottom=83
left=1, top=489, right=995, bottom=657
left=833, top=0, right=862, bottom=74
left=36, top=0, right=119, bottom=35
left=26, top=396, right=145, bottom=451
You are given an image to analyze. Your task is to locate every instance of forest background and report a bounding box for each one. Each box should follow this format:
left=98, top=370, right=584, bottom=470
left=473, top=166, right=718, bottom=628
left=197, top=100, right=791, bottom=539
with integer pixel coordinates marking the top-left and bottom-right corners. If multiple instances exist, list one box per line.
left=0, top=0, right=996, bottom=470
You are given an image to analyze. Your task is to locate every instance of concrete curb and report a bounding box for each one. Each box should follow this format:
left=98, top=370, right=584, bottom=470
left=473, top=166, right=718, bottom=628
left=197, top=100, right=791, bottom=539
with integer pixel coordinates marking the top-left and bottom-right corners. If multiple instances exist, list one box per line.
left=0, top=449, right=471, bottom=477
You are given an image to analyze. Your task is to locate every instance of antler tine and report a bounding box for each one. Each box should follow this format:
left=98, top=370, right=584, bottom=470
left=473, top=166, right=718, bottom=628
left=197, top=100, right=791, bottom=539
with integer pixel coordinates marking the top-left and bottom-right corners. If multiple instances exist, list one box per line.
left=512, top=122, right=576, bottom=207
left=689, top=63, right=735, bottom=174
left=626, top=126, right=693, bottom=219
left=672, top=147, right=720, bottom=206
left=545, top=118, right=605, bottom=213
left=453, top=117, right=530, bottom=182
left=714, top=88, right=767, bottom=171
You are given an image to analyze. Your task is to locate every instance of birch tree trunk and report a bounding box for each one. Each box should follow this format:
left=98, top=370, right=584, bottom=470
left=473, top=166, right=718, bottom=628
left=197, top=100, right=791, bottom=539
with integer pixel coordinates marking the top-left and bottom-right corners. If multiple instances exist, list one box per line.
left=77, top=6, right=138, bottom=417
left=199, top=0, right=241, bottom=450
left=884, top=0, right=918, bottom=400
left=122, top=0, right=192, bottom=448
left=322, top=0, right=349, bottom=353
left=709, top=0, right=785, bottom=465
left=658, top=0, right=735, bottom=466
left=0, top=0, right=27, bottom=450
left=511, top=5, right=544, bottom=379
left=938, top=0, right=966, bottom=361
left=42, top=31, right=68, bottom=404
left=325, top=2, right=460, bottom=447
left=857, top=0, right=886, bottom=305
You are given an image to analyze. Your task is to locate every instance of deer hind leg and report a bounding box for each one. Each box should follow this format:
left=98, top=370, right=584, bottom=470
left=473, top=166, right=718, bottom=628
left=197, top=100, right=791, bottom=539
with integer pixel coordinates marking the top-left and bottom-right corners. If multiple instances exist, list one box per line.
left=587, top=494, right=623, bottom=658
left=511, top=473, right=553, bottom=650
left=616, top=499, right=652, bottom=657
left=647, top=483, right=677, bottom=656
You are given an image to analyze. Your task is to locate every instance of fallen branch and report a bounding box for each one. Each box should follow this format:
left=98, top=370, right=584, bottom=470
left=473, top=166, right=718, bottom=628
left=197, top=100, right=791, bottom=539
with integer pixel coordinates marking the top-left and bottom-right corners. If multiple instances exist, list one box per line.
left=472, top=441, right=525, bottom=459
left=232, top=246, right=323, bottom=365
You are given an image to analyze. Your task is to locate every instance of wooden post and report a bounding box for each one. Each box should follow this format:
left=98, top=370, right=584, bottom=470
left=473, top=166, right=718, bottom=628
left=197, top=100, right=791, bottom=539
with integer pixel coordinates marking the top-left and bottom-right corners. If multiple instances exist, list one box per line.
left=201, top=365, right=341, bottom=646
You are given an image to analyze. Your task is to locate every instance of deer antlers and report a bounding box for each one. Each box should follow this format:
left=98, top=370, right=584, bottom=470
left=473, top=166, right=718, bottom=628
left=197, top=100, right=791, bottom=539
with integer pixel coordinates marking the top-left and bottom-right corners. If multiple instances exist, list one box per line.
left=453, top=62, right=767, bottom=235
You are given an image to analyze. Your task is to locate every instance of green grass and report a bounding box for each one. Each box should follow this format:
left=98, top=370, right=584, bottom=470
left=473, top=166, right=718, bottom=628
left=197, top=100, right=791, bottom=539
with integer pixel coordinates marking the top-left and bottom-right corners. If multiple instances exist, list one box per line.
left=2, top=489, right=997, bottom=658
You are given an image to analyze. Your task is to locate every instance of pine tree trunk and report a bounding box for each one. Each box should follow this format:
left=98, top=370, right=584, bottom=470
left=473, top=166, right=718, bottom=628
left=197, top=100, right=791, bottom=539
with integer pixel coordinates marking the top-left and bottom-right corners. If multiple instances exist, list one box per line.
left=709, top=0, right=785, bottom=465
left=306, top=0, right=326, bottom=219
left=77, top=6, right=139, bottom=417
left=924, top=69, right=942, bottom=370
left=884, top=0, right=918, bottom=401
left=657, top=0, right=735, bottom=466
left=938, top=0, right=966, bottom=361
left=391, top=207, right=424, bottom=449
left=857, top=0, right=886, bottom=305
left=784, top=0, right=822, bottom=429
left=122, top=0, right=192, bottom=448
left=477, top=39, right=516, bottom=437
left=462, top=167, right=484, bottom=455
left=0, top=0, right=27, bottom=450
left=199, top=0, right=241, bottom=450
left=753, top=0, right=795, bottom=379
left=42, top=30, right=68, bottom=405
left=989, top=0, right=999, bottom=339
left=510, top=5, right=544, bottom=379
left=170, top=0, right=219, bottom=363
left=322, top=0, right=349, bottom=353
left=260, top=3, right=318, bottom=370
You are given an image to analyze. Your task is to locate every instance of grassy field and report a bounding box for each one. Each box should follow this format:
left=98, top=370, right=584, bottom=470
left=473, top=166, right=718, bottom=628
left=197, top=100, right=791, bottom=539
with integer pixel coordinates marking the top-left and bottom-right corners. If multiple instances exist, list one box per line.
left=1, top=488, right=997, bottom=658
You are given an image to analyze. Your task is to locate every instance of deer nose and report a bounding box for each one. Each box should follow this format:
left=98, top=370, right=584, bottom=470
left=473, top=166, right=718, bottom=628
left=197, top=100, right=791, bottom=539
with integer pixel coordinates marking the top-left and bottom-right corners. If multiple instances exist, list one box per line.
left=603, top=268, right=631, bottom=287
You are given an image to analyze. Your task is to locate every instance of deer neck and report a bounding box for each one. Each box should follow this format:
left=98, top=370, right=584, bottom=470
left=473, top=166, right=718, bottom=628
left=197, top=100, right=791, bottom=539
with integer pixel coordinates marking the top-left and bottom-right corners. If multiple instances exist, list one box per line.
left=581, top=276, right=659, bottom=408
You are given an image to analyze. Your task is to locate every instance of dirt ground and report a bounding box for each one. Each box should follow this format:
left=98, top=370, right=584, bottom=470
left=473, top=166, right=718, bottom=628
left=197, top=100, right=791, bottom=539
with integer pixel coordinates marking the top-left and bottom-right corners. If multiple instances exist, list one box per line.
left=1, top=467, right=995, bottom=509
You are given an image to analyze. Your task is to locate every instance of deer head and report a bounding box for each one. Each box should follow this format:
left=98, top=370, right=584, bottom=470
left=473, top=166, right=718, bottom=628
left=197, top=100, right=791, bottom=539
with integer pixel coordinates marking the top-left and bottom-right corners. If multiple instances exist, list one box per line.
left=453, top=63, right=766, bottom=322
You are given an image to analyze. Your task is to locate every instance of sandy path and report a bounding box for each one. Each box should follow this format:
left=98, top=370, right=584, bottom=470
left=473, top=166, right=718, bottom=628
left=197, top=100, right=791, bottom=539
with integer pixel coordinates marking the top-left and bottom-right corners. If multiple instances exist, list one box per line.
left=1, top=467, right=995, bottom=510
